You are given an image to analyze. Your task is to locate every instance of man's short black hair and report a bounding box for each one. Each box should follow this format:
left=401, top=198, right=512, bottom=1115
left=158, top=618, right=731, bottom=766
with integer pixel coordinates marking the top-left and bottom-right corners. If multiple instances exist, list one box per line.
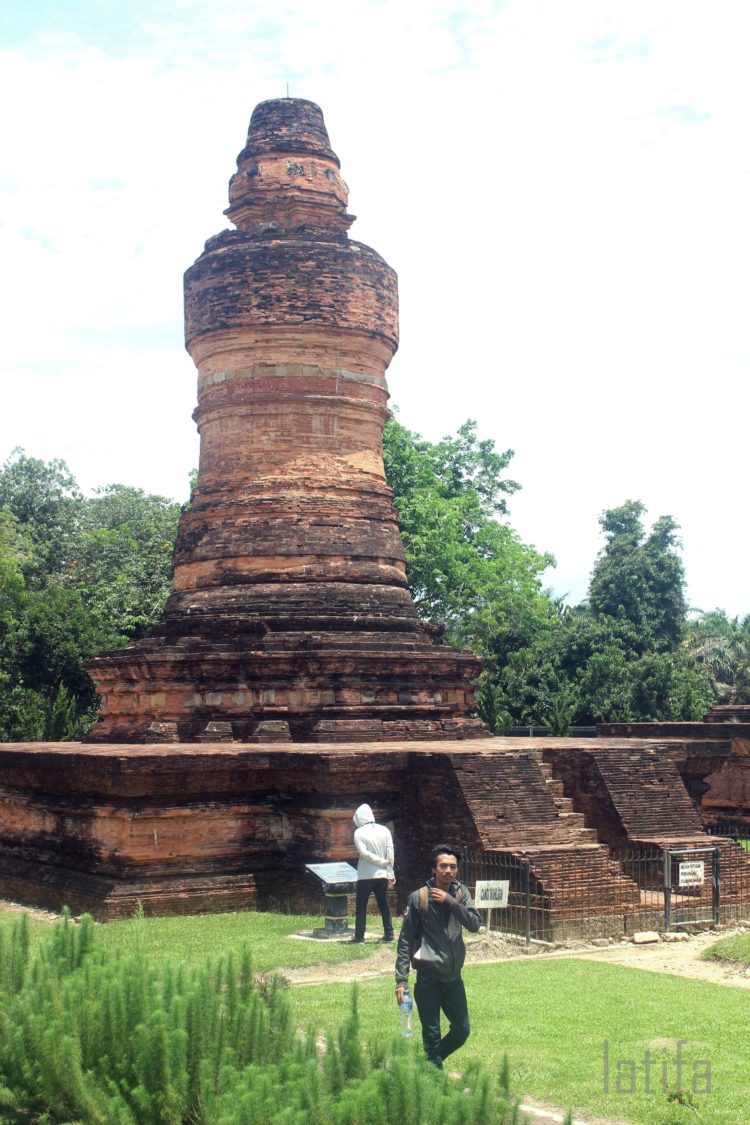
left=431, top=844, right=460, bottom=866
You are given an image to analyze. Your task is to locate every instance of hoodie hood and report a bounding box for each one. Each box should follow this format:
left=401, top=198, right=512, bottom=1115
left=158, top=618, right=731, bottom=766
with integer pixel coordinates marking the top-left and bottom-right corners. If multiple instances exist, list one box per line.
left=353, top=803, right=375, bottom=827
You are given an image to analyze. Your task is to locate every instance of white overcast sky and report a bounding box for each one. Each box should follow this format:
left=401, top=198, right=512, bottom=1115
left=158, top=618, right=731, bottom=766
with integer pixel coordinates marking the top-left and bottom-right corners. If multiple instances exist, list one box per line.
left=1, top=0, right=747, bottom=614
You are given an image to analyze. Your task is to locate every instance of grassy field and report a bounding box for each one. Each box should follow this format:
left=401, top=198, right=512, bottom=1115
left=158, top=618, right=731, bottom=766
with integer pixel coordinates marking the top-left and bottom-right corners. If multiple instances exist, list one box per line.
left=291, top=960, right=749, bottom=1125
left=2, top=905, right=747, bottom=1124
left=98, top=908, right=377, bottom=971
left=0, top=903, right=375, bottom=972
left=701, top=931, right=750, bottom=967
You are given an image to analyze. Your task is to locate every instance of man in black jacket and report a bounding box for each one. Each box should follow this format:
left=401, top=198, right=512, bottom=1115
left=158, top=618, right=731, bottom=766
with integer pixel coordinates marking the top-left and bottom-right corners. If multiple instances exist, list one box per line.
left=395, top=844, right=481, bottom=1068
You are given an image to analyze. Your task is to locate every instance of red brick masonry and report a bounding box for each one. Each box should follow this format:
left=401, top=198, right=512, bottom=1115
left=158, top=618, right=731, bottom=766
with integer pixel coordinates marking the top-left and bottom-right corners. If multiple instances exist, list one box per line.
left=0, top=736, right=736, bottom=920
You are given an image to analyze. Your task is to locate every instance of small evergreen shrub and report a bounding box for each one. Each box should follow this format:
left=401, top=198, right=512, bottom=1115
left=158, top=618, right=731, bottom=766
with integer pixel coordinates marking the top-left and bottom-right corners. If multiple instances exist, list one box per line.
left=0, top=911, right=522, bottom=1124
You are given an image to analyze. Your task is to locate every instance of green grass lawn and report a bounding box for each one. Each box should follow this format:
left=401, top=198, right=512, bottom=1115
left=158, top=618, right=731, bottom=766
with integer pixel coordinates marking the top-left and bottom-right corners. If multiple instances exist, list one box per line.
left=96, top=908, right=378, bottom=971
left=291, top=960, right=749, bottom=1125
left=0, top=902, right=379, bottom=973
left=701, top=931, right=750, bottom=967
left=3, top=905, right=747, bottom=1124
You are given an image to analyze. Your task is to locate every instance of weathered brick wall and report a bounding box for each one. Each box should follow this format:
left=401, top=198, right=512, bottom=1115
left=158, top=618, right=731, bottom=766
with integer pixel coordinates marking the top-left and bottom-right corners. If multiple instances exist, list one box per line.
left=0, top=737, right=730, bottom=921
left=598, top=715, right=749, bottom=825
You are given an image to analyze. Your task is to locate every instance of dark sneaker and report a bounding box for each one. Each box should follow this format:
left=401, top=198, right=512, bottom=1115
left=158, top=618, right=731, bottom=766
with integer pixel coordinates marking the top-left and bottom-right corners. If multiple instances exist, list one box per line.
left=382, top=934, right=395, bottom=942
left=347, top=936, right=365, bottom=943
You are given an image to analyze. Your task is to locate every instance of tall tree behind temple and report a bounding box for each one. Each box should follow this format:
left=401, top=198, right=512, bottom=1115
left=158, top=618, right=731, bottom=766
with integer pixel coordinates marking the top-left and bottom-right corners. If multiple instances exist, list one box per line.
left=0, top=449, right=82, bottom=581
left=382, top=417, right=556, bottom=657
left=382, top=417, right=559, bottom=733
left=686, top=609, right=750, bottom=706
left=588, top=501, right=688, bottom=654
left=381, top=428, right=715, bottom=729
left=494, top=502, right=714, bottom=729
left=74, top=484, right=182, bottom=646
left=0, top=451, right=180, bottom=741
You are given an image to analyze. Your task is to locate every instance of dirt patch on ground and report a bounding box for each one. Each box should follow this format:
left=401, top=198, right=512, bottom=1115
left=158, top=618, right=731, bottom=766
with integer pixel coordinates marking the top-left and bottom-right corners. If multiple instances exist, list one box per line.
left=571, top=925, right=750, bottom=988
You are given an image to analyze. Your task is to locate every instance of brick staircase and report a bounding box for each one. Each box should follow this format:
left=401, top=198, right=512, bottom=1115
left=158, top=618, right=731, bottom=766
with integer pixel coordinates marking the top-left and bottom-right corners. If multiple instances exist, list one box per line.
left=449, top=750, right=600, bottom=849
left=448, top=751, right=641, bottom=923
left=536, top=741, right=750, bottom=922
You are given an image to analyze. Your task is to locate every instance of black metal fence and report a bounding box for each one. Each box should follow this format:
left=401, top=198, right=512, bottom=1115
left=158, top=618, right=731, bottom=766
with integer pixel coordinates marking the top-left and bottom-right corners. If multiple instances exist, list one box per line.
left=706, top=821, right=750, bottom=926
left=462, top=834, right=750, bottom=944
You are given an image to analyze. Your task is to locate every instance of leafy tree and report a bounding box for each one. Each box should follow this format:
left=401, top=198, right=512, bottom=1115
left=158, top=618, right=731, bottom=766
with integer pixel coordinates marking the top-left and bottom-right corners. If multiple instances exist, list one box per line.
left=382, top=417, right=555, bottom=654
left=383, top=430, right=716, bottom=731
left=0, top=455, right=180, bottom=740
left=0, top=512, right=44, bottom=739
left=0, top=448, right=82, bottom=579
left=0, top=513, right=26, bottom=629
left=493, top=503, right=714, bottom=728
left=71, top=484, right=181, bottom=645
left=382, top=417, right=560, bottom=733
left=588, top=501, right=687, bottom=653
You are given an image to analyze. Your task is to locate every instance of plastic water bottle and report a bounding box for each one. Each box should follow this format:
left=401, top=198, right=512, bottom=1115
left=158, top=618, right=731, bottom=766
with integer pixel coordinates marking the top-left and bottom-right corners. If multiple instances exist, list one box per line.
left=399, top=988, right=413, bottom=1038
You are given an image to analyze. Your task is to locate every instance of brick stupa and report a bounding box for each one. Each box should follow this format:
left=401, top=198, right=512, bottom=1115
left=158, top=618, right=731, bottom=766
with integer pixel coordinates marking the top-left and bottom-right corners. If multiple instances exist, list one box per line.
left=86, top=99, right=484, bottom=743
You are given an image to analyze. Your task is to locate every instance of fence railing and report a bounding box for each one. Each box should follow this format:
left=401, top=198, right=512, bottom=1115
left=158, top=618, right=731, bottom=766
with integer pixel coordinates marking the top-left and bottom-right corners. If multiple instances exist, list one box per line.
left=462, top=835, right=750, bottom=943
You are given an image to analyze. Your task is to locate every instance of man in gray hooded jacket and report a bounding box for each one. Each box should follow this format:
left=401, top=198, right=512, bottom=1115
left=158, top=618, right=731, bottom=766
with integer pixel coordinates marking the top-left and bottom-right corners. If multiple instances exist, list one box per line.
left=351, top=803, right=395, bottom=942
left=395, top=844, right=481, bottom=1068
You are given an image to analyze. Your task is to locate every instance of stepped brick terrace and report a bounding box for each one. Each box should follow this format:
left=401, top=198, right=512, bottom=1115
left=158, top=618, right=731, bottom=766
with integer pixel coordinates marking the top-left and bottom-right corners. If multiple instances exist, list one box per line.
left=1, top=734, right=747, bottom=924
left=600, top=704, right=750, bottom=827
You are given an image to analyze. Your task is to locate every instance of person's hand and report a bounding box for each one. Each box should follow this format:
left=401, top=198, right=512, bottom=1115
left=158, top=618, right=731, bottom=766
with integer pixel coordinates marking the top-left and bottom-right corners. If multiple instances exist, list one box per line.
left=429, top=886, right=449, bottom=904
left=395, top=984, right=406, bottom=1004
left=387, top=879, right=395, bottom=889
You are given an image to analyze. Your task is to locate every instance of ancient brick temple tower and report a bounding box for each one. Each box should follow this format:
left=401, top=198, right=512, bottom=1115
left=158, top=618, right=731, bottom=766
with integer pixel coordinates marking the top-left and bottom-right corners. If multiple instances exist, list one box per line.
left=1, top=98, right=745, bottom=924
left=87, top=98, right=484, bottom=744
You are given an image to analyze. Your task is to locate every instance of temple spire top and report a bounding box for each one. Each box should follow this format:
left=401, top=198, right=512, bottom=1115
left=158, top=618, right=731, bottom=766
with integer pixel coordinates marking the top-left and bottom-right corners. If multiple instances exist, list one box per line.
left=226, top=97, right=353, bottom=236
left=244, top=98, right=340, bottom=164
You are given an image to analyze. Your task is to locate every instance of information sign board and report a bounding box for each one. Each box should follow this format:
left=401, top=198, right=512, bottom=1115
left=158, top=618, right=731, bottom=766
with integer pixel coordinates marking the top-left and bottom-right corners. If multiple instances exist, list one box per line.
left=474, top=880, right=509, bottom=909
left=305, top=862, right=358, bottom=888
left=678, top=860, right=705, bottom=887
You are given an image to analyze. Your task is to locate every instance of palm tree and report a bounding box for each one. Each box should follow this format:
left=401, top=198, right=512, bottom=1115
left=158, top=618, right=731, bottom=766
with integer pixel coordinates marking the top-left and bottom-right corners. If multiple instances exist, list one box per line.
left=686, top=611, right=750, bottom=705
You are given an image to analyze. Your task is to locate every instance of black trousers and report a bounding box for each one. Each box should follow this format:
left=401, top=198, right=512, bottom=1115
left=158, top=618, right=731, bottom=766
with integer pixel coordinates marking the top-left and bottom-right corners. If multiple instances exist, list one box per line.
left=414, top=974, right=470, bottom=1068
left=354, top=878, right=393, bottom=939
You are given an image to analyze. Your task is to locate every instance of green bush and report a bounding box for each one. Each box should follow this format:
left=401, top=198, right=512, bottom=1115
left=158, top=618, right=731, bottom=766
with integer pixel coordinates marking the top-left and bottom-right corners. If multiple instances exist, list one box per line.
left=0, top=911, right=521, bottom=1124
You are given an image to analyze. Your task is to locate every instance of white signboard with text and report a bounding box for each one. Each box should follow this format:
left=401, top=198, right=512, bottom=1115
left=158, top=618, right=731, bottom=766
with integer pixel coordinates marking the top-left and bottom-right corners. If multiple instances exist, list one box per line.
left=678, top=861, right=705, bottom=887
left=474, top=880, right=510, bottom=909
